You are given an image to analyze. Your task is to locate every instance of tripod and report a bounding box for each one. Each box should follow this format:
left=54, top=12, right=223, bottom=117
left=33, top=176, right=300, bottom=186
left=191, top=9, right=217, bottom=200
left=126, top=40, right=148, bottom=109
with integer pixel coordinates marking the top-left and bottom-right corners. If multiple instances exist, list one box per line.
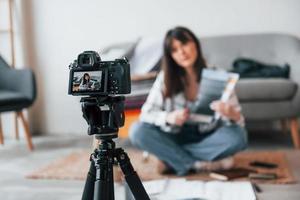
left=82, top=138, right=150, bottom=200
left=80, top=96, right=150, bottom=200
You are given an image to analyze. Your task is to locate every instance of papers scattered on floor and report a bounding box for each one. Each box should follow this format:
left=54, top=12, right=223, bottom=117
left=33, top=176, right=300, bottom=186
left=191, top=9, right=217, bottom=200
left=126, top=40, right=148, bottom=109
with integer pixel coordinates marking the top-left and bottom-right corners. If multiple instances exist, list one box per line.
left=142, top=178, right=256, bottom=200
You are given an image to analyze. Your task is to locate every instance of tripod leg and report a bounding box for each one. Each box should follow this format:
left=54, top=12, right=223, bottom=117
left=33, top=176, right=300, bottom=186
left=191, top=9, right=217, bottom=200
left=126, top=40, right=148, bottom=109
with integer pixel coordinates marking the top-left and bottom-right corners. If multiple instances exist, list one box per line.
left=82, top=154, right=96, bottom=200
left=93, top=149, right=115, bottom=200
left=107, top=157, right=115, bottom=200
left=115, top=148, right=150, bottom=200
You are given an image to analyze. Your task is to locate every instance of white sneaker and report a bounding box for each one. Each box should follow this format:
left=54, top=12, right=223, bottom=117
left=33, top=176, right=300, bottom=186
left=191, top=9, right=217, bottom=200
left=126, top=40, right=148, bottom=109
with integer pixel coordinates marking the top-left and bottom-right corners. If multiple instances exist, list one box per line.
left=193, top=157, right=234, bottom=172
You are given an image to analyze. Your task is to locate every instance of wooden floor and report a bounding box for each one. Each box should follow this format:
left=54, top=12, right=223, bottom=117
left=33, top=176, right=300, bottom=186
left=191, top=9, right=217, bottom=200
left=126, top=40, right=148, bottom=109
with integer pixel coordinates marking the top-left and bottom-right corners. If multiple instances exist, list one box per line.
left=0, top=131, right=299, bottom=200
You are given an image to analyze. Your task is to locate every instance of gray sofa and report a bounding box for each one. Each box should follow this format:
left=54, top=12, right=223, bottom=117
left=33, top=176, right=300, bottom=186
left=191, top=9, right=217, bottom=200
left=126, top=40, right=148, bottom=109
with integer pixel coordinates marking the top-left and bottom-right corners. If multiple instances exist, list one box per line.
left=201, top=33, right=300, bottom=148
left=102, top=33, right=300, bottom=148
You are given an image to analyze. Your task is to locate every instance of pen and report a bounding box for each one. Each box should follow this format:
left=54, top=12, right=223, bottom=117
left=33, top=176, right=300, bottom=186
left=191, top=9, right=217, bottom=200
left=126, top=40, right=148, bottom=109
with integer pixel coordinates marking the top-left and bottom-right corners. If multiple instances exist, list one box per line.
left=252, top=182, right=262, bottom=193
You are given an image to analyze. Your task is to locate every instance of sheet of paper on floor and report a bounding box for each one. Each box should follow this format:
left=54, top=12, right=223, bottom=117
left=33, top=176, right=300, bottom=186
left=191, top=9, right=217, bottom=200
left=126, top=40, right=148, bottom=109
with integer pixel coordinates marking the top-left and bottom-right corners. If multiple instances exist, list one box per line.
left=142, top=178, right=256, bottom=200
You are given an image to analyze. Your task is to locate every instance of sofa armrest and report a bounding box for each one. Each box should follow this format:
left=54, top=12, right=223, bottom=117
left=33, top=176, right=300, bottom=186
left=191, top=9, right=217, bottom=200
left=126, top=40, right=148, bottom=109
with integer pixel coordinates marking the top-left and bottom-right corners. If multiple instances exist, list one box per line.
left=285, top=38, right=300, bottom=116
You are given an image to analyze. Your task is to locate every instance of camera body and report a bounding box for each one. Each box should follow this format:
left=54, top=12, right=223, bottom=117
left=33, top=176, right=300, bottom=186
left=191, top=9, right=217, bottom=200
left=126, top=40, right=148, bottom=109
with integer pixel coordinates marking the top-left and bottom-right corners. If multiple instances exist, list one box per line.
left=68, top=51, right=130, bottom=137
left=68, top=51, right=131, bottom=96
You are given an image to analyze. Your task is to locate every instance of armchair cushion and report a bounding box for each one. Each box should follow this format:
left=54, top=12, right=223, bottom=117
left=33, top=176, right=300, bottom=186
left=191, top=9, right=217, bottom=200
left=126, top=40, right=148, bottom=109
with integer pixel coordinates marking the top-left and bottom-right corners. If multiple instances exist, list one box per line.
left=0, top=90, right=32, bottom=112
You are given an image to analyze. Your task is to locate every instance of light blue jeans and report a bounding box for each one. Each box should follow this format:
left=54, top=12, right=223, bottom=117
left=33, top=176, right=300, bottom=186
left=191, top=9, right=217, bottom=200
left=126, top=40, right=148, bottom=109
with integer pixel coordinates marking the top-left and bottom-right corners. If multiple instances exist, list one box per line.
left=129, top=121, right=248, bottom=176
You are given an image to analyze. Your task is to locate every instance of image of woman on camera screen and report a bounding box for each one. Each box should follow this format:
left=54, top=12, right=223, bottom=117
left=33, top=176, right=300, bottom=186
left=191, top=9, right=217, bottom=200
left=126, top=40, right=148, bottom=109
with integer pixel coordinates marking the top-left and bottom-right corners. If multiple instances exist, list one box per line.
left=79, top=73, right=93, bottom=90
left=129, top=27, right=247, bottom=176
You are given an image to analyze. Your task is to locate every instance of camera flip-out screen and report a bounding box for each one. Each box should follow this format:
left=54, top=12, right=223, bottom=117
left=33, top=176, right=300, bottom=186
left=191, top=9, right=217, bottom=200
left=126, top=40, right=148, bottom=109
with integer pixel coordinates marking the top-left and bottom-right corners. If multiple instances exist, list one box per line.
left=70, top=69, right=107, bottom=95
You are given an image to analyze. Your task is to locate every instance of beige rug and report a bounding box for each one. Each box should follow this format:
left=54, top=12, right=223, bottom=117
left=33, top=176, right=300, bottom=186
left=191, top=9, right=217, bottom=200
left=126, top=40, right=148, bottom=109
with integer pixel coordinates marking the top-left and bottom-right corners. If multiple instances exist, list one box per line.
left=26, top=149, right=296, bottom=184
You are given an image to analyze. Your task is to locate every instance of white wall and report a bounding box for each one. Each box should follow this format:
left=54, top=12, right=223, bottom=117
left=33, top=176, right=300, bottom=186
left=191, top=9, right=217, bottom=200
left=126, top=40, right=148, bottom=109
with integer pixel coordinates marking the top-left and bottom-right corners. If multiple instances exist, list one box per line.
left=1, top=0, right=300, bottom=136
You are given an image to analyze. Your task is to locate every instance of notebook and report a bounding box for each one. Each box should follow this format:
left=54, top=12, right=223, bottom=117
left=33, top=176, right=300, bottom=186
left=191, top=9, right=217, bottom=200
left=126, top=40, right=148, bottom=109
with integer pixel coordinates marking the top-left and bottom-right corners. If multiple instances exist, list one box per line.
left=142, top=178, right=257, bottom=200
left=187, top=68, right=239, bottom=124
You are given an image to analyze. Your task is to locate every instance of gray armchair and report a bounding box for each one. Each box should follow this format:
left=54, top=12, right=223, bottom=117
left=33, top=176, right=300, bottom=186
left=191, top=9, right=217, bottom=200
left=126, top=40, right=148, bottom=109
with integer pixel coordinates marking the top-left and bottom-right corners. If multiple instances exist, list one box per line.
left=0, top=55, right=36, bottom=150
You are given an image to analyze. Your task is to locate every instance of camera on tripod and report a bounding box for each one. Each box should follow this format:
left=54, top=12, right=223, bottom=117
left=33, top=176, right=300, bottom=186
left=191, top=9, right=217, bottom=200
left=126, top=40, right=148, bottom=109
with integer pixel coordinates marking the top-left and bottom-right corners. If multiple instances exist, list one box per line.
left=68, top=51, right=131, bottom=138
left=68, top=50, right=131, bottom=96
left=68, top=51, right=150, bottom=200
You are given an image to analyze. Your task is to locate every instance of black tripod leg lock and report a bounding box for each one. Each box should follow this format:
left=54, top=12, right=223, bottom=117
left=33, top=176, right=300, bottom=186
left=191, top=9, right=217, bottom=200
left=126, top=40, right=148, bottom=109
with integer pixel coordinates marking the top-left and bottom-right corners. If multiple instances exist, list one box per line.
left=115, top=149, right=135, bottom=175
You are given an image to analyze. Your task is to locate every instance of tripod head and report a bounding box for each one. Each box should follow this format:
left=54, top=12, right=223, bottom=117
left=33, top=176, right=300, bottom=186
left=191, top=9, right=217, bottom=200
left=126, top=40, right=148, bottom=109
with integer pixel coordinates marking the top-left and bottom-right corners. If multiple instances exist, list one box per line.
left=81, top=95, right=125, bottom=140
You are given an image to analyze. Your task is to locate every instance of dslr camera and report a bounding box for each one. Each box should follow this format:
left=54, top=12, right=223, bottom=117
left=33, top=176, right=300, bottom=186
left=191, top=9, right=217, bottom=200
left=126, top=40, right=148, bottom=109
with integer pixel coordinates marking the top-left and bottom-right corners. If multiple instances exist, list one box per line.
left=68, top=51, right=131, bottom=137
left=68, top=51, right=131, bottom=96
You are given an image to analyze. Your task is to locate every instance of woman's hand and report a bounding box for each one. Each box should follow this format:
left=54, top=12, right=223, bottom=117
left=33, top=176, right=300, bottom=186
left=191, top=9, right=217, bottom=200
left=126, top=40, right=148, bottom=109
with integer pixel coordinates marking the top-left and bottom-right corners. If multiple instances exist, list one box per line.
left=166, top=108, right=190, bottom=126
left=210, top=100, right=241, bottom=122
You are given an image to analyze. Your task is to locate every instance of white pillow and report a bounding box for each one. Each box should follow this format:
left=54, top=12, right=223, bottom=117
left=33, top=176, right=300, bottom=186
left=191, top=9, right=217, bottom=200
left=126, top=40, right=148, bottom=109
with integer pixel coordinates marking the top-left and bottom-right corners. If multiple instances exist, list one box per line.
left=99, top=39, right=139, bottom=61
left=129, top=37, right=164, bottom=75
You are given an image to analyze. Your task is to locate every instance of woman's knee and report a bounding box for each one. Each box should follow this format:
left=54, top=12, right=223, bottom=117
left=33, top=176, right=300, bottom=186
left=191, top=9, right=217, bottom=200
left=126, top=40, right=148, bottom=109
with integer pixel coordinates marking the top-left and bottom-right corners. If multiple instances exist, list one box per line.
left=218, top=124, right=248, bottom=153
left=128, top=121, right=158, bottom=148
left=128, top=121, right=142, bottom=146
left=228, top=125, right=248, bottom=151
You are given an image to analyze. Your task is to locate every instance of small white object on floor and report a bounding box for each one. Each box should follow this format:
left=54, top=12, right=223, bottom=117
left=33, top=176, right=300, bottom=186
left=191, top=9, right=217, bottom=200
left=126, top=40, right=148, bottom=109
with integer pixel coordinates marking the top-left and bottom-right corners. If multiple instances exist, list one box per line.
left=142, top=178, right=169, bottom=195
left=142, top=178, right=256, bottom=200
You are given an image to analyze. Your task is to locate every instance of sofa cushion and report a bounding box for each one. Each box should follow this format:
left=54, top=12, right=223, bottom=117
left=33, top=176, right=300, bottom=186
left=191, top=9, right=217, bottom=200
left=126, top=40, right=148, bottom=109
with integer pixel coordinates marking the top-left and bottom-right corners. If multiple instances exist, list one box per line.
left=129, top=37, right=164, bottom=75
left=100, top=38, right=140, bottom=61
left=236, top=78, right=298, bottom=102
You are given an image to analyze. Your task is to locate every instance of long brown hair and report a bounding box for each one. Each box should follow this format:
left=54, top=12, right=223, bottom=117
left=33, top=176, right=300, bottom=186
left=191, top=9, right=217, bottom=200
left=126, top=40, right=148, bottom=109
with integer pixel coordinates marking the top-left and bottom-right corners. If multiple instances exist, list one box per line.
left=162, top=26, right=207, bottom=98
